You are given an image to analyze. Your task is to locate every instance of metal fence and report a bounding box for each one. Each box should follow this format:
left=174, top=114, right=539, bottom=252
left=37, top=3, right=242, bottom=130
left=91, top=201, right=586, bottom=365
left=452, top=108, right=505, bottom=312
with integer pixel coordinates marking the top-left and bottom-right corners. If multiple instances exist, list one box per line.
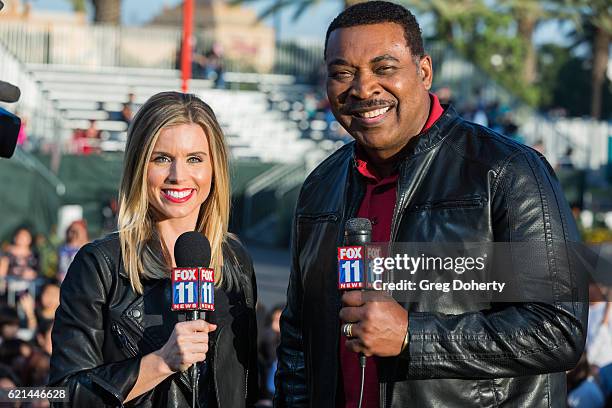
left=0, top=22, right=182, bottom=69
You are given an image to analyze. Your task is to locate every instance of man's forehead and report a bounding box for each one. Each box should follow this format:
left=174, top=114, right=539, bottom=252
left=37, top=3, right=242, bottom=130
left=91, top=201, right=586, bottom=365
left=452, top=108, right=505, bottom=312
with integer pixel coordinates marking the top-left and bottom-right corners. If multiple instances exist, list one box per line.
left=326, top=22, right=409, bottom=62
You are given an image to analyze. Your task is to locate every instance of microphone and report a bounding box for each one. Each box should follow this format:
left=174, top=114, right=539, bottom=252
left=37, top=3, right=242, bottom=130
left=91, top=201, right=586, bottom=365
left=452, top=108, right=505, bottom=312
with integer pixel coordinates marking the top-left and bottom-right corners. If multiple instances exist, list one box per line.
left=172, top=231, right=214, bottom=408
left=174, top=231, right=212, bottom=319
left=0, top=81, right=21, bottom=103
left=339, top=218, right=371, bottom=408
left=344, top=218, right=372, bottom=247
left=0, top=107, right=20, bottom=159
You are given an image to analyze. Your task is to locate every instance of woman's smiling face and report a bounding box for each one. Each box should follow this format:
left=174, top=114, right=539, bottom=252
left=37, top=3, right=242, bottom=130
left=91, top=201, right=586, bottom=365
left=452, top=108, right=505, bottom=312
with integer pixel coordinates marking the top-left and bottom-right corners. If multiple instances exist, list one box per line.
left=146, top=123, right=213, bottom=225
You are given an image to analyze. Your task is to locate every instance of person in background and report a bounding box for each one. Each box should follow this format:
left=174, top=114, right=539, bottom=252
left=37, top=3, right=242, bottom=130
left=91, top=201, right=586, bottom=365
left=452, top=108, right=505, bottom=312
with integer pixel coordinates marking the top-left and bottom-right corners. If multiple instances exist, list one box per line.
left=586, top=284, right=612, bottom=369
left=0, top=226, right=38, bottom=280
left=120, top=102, right=134, bottom=124
left=558, top=147, right=575, bottom=170
left=36, top=283, right=60, bottom=329
left=0, top=338, right=33, bottom=377
left=567, top=353, right=606, bottom=408
left=257, top=304, right=283, bottom=404
left=21, top=348, right=50, bottom=387
left=17, top=292, right=37, bottom=333
left=35, top=230, right=60, bottom=280
left=57, top=220, right=89, bottom=283
left=0, top=305, right=20, bottom=342
left=17, top=282, right=60, bottom=337
left=435, top=86, right=453, bottom=106
left=36, top=319, right=53, bottom=355
left=0, top=363, right=21, bottom=408
left=204, top=44, right=225, bottom=89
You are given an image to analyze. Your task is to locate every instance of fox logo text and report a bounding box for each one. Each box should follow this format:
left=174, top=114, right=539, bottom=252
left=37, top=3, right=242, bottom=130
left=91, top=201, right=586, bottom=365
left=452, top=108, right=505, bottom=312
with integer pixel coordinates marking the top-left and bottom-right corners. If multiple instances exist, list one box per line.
left=338, top=246, right=364, bottom=289
left=199, top=267, right=215, bottom=311
left=171, top=267, right=199, bottom=310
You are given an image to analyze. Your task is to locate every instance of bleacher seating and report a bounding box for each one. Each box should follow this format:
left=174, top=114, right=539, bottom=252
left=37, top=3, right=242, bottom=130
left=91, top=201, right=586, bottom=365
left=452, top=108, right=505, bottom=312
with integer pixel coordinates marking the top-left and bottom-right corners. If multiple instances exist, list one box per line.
left=25, top=64, right=330, bottom=163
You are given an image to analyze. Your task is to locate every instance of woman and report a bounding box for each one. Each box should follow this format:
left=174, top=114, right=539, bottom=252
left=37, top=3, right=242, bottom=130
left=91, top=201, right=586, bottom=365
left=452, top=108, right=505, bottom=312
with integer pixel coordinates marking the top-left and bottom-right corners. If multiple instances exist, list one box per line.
left=57, top=219, right=89, bottom=282
left=0, top=226, right=39, bottom=280
left=50, top=92, right=258, bottom=407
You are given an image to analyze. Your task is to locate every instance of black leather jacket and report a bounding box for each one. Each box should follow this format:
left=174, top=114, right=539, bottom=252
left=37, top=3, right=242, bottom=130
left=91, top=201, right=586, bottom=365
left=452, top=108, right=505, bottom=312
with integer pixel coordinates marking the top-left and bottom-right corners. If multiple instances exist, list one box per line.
left=274, top=107, right=588, bottom=407
left=50, top=233, right=258, bottom=407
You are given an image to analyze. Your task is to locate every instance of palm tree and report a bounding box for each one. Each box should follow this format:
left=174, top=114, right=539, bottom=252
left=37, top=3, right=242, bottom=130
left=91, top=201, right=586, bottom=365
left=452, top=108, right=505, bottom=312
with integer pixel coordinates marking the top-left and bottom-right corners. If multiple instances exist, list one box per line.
left=70, top=0, right=121, bottom=25
left=228, top=0, right=367, bottom=21
left=562, top=0, right=611, bottom=119
left=401, top=0, right=487, bottom=42
left=580, top=0, right=611, bottom=119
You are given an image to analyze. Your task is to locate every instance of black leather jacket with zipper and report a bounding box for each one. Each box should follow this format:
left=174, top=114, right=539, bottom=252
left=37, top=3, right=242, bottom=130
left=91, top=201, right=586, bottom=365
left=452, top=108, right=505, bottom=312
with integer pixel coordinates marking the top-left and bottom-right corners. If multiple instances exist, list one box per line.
left=49, top=233, right=258, bottom=407
left=274, top=106, right=588, bottom=407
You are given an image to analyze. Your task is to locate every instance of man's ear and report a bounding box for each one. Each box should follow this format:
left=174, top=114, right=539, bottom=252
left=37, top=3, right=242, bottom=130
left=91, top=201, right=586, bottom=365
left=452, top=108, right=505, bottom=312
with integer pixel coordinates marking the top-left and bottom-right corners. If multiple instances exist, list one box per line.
left=418, top=55, right=433, bottom=90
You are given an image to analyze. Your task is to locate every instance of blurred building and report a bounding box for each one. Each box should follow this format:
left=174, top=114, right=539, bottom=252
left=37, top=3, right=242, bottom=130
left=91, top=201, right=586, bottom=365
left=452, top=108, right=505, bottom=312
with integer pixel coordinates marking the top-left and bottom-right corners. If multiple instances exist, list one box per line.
left=150, top=0, right=275, bottom=72
left=0, top=0, right=86, bottom=25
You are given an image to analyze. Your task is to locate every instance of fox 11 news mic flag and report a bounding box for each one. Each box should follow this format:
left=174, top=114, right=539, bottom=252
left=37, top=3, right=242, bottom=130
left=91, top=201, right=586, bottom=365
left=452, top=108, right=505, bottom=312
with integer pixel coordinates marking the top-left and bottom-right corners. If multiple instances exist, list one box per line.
left=171, top=232, right=215, bottom=316
left=338, top=218, right=372, bottom=290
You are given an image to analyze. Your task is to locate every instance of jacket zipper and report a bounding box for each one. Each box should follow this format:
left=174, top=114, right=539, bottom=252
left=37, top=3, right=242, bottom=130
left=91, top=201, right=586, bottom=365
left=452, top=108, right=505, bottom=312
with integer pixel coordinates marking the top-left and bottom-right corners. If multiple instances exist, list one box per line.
left=244, top=368, right=249, bottom=399
left=411, top=196, right=485, bottom=211
left=213, top=325, right=223, bottom=407
left=297, top=213, right=339, bottom=223
left=111, top=322, right=138, bottom=357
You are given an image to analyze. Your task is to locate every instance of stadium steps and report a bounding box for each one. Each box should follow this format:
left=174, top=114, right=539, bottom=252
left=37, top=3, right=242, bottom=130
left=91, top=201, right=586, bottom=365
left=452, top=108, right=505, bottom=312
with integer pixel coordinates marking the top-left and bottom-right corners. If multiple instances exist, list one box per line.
left=25, top=64, right=322, bottom=163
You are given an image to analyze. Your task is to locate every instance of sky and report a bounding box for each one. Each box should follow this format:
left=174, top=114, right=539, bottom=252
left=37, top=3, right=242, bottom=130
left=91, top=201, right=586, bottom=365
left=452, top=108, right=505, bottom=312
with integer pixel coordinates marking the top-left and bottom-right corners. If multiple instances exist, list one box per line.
left=29, top=0, right=342, bottom=41
left=27, top=0, right=569, bottom=45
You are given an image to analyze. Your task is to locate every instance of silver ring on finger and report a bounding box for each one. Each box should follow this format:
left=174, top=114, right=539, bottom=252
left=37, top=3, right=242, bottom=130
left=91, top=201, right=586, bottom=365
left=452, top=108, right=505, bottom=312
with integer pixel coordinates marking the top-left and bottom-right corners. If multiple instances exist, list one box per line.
left=342, top=323, right=354, bottom=338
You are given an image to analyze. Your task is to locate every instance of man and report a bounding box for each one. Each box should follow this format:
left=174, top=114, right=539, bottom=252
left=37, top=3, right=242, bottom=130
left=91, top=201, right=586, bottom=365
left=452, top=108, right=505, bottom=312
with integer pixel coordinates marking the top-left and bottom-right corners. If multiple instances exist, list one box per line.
left=275, top=2, right=587, bottom=407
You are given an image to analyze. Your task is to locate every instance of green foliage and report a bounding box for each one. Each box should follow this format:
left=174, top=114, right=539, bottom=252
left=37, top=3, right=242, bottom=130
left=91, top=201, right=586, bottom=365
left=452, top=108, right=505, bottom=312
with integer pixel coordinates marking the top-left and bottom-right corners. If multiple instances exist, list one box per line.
left=437, top=5, right=539, bottom=106
left=69, top=0, right=87, bottom=13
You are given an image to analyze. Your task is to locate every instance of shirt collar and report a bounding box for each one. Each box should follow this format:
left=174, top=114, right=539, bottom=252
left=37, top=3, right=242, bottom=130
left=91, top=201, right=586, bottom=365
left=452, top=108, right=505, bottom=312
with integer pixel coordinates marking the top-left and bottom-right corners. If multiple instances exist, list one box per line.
left=354, top=93, right=445, bottom=182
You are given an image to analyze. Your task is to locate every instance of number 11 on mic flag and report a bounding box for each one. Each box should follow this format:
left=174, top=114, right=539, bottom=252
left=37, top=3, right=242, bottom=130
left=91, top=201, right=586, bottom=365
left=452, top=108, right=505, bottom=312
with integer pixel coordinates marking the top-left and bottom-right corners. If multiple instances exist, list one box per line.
left=338, top=246, right=364, bottom=289
left=199, top=267, right=215, bottom=311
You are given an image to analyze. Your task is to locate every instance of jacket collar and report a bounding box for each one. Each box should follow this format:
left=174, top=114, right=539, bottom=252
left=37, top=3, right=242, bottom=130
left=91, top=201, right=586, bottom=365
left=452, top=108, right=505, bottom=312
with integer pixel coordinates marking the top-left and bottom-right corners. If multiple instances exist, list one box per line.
left=350, top=104, right=460, bottom=169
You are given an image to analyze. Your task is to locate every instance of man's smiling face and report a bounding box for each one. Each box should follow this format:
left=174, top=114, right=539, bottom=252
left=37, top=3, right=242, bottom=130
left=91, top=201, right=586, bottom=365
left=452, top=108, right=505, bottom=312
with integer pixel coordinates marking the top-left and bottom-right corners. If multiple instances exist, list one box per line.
left=326, top=22, right=433, bottom=162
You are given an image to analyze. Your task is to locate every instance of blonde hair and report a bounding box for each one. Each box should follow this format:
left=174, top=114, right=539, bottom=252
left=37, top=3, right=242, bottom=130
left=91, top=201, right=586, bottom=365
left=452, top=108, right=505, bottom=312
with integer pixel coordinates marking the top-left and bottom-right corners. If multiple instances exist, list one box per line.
left=118, top=91, right=231, bottom=294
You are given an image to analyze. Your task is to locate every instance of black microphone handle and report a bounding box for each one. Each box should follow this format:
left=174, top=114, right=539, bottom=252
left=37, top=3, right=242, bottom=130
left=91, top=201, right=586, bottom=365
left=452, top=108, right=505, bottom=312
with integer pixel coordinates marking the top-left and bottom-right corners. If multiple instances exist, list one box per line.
left=186, top=309, right=200, bottom=408
left=344, top=220, right=371, bottom=371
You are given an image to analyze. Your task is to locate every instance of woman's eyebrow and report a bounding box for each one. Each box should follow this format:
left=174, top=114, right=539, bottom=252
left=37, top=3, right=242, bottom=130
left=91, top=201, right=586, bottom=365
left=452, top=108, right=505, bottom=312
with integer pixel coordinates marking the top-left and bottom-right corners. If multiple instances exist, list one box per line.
left=151, top=151, right=208, bottom=156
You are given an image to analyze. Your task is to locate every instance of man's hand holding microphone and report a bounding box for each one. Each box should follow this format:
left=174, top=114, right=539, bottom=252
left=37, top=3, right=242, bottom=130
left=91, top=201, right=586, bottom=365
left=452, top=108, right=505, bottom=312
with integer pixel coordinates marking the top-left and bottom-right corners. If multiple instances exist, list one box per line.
left=338, top=218, right=409, bottom=358
left=340, top=289, right=408, bottom=357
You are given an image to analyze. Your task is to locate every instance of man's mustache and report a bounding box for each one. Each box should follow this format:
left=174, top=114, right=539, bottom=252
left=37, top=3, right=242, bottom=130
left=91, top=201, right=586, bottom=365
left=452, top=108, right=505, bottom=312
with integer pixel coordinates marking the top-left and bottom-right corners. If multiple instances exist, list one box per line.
left=340, top=99, right=394, bottom=115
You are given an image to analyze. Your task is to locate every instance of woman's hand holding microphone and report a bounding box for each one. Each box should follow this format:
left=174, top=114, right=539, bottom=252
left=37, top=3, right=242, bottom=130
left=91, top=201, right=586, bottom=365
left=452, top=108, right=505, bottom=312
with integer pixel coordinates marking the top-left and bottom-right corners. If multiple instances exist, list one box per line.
left=156, top=320, right=217, bottom=373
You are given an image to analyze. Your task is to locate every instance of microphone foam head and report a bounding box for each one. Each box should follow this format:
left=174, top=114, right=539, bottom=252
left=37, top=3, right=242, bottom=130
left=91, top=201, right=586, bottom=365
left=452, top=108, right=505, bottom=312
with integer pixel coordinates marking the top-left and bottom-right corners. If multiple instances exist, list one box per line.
left=174, top=231, right=211, bottom=268
left=345, top=218, right=372, bottom=235
left=0, top=81, right=21, bottom=103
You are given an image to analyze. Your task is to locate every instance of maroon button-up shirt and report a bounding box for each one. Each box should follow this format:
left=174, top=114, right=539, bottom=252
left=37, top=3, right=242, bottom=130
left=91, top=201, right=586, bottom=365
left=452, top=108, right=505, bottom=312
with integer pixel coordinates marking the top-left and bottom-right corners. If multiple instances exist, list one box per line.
left=337, top=94, right=444, bottom=407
